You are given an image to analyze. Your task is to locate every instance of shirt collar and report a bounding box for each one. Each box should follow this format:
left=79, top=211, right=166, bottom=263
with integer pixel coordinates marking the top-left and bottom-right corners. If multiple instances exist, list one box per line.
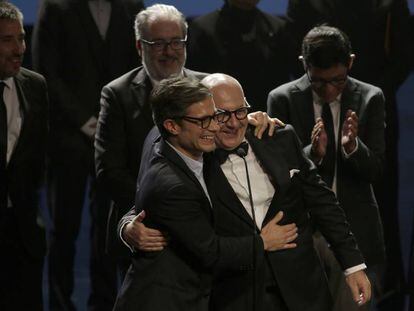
left=0, top=77, right=14, bottom=90
left=312, top=91, right=342, bottom=105
left=165, top=141, right=204, bottom=176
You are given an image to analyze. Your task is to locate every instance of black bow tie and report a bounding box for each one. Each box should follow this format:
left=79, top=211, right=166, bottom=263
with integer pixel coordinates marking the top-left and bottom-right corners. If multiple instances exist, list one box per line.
left=215, top=142, right=249, bottom=164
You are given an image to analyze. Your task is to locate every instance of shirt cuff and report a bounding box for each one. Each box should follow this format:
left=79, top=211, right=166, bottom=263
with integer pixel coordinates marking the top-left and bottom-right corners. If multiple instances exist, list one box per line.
left=119, top=221, right=135, bottom=253
left=344, top=263, right=367, bottom=276
left=342, top=138, right=359, bottom=158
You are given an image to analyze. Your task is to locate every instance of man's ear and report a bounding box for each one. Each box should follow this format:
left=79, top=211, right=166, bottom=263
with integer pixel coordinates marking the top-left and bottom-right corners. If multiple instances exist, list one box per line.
left=348, top=54, right=355, bottom=70
left=136, top=40, right=142, bottom=57
left=163, top=119, right=181, bottom=136
left=299, top=55, right=306, bottom=71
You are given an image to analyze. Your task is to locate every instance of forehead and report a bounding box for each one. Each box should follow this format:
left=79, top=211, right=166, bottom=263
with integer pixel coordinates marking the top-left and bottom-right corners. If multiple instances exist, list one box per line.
left=0, top=18, right=24, bottom=36
left=308, top=63, right=348, bottom=78
left=185, top=96, right=215, bottom=116
left=145, top=16, right=183, bottom=39
left=211, top=83, right=245, bottom=110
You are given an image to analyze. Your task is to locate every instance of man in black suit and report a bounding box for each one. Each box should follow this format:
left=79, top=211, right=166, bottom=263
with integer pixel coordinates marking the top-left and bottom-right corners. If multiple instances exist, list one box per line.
left=113, top=76, right=296, bottom=311
left=31, top=0, right=143, bottom=310
left=267, top=26, right=385, bottom=310
left=94, top=3, right=204, bottom=266
left=187, top=0, right=293, bottom=112
left=120, top=73, right=371, bottom=311
left=0, top=2, right=48, bottom=310
left=286, top=2, right=411, bottom=304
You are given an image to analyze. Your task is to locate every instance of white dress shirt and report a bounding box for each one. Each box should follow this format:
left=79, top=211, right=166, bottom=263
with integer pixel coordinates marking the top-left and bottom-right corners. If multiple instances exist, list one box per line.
left=312, top=92, right=358, bottom=195
left=2, top=78, right=22, bottom=207
left=220, top=141, right=275, bottom=229
left=88, top=0, right=111, bottom=40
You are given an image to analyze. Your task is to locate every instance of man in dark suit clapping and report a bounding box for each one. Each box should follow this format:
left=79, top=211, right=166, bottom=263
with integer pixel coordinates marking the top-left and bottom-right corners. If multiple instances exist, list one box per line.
left=267, top=26, right=386, bottom=310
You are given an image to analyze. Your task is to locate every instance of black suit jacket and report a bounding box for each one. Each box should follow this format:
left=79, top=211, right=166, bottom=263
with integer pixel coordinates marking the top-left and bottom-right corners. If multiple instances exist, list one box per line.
left=119, top=125, right=363, bottom=311
left=208, top=126, right=363, bottom=311
left=0, top=68, right=48, bottom=259
left=95, top=67, right=207, bottom=254
left=32, top=0, right=142, bottom=156
left=267, top=75, right=386, bottom=266
left=113, top=138, right=264, bottom=311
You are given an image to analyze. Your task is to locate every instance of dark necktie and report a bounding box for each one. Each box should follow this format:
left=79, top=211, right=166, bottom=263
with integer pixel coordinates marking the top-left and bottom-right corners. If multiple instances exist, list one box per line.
left=321, top=103, right=336, bottom=187
left=216, top=141, right=249, bottom=164
left=0, top=82, right=7, bottom=208
left=0, top=82, right=7, bottom=168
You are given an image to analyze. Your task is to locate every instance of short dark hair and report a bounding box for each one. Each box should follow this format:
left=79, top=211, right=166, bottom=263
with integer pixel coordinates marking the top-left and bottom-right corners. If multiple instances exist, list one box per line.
left=151, top=77, right=212, bottom=137
left=302, top=25, right=352, bottom=69
left=0, top=1, right=23, bottom=23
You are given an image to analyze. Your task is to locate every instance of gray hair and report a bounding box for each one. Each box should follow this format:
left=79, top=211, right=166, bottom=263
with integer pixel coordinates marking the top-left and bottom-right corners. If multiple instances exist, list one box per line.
left=0, top=1, right=23, bottom=23
left=134, top=4, right=187, bottom=40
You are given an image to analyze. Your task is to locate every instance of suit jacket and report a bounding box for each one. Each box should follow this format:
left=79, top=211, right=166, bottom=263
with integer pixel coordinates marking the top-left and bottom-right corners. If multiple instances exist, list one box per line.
left=119, top=125, right=363, bottom=311
left=95, top=67, right=207, bottom=254
left=32, top=0, right=142, bottom=157
left=0, top=68, right=48, bottom=259
left=113, top=137, right=264, bottom=311
left=207, top=126, right=363, bottom=311
left=187, top=3, right=293, bottom=112
left=267, top=75, right=386, bottom=266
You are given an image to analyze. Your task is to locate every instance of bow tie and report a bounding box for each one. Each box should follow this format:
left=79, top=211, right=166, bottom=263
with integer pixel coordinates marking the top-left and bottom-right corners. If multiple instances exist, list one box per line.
left=215, top=142, right=249, bottom=164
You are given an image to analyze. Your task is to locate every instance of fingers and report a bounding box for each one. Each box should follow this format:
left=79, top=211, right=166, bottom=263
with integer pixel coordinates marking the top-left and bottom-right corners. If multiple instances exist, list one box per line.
left=346, top=271, right=371, bottom=306
left=281, top=243, right=297, bottom=249
left=273, top=211, right=284, bottom=224
left=254, top=112, right=267, bottom=139
left=136, top=210, right=146, bottom=222
left=267, top=119, right=276, bottom=137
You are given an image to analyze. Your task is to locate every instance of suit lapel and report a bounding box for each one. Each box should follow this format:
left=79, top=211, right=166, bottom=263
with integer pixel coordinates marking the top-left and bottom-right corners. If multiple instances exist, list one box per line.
left=158, top=139, right=211, bottom=210
left=130, top=68, right=153, bottom=121
left=208, top=156, right=254, bottom=226
left=246, top=130, right=291, bottom=225
left=291, top=76, right=315, bottom=145
left=7, top=73, right=29, bottom=167
left=340, top=78, right=361, bottom=125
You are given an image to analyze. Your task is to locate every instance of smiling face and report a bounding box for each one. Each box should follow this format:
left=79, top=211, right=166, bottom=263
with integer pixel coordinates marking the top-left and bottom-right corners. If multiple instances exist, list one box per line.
left=210, top=81, right=248, bottom=151
left=0, top=18, right=25, bottom=79
left=168, top=96, right=219, bottom=160
left=137, top=16, right=186, bottom=82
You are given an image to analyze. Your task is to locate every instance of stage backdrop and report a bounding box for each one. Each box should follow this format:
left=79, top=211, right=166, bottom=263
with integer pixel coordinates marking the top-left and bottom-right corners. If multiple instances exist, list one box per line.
left=17, top=0, right=289, bottom=25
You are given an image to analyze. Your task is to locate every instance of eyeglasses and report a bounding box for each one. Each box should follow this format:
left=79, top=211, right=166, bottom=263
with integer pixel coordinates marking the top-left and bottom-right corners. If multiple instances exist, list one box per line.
left=306, top=71, right=348, bottom=89
left=178, top=110, right=227, bottom=129
left=140, top=36, right=187, bottom=52
left=220, top=101, right=251, bottom=122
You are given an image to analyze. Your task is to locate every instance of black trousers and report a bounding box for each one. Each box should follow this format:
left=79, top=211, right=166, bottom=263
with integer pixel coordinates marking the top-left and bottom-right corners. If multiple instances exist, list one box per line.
left=0, top=208, right=44, bottom=311
left=47, top=149, right=118, bottom=311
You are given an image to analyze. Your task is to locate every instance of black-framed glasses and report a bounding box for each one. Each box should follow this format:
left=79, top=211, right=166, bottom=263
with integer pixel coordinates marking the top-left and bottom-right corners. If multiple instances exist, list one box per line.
left=306, top=71, right=348, bottom=89
left=140, top=36, right=187, bottom=52
left=178, top=110, right=227, bottom=129
left=220, top=101, right=251, bottom=122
